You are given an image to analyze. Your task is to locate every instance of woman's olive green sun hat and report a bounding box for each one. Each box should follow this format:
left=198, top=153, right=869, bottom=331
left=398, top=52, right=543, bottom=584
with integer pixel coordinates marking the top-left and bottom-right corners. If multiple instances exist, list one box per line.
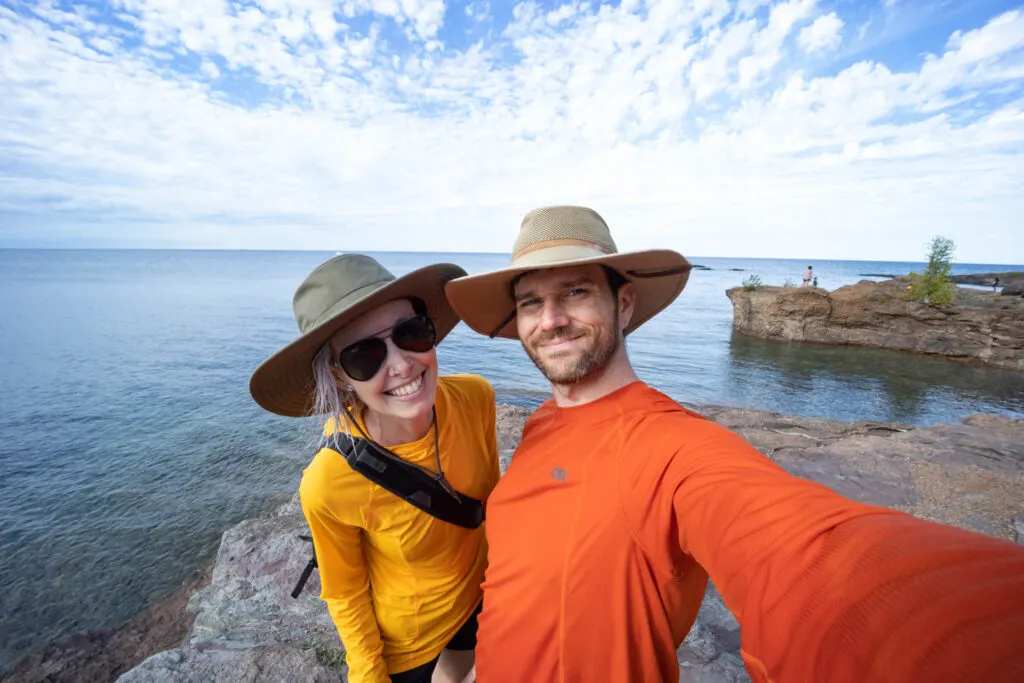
left=250, top=254, right=466, bottom=417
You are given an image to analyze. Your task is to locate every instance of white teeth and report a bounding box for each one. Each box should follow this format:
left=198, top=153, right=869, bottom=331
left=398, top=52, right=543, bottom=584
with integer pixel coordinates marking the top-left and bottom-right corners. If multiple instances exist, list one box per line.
left=387, top=375, right=423, bottom=397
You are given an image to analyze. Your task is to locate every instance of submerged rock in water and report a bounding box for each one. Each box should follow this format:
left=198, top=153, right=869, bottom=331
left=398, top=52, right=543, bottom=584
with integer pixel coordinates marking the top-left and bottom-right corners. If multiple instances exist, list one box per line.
left=725, top=279, right=1024, bottom=371
left=119, top=405, right=1024, bottom=683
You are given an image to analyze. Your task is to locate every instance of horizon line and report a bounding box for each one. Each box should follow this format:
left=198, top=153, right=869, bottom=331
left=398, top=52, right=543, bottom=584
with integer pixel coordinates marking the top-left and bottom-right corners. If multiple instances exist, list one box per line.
left=1, top=246, right=1022, bottom=268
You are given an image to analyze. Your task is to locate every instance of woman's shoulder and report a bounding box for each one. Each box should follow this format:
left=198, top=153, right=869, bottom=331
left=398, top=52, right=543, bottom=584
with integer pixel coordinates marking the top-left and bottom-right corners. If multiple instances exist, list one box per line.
left=438, top=373, right=495, bottom=402
left=299, top=441, right=364, bottom=506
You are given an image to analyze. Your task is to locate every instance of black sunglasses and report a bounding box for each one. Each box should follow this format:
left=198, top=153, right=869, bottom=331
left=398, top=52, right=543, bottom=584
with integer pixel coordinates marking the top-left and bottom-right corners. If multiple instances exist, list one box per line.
left=336, top=315, right=436, bottom=382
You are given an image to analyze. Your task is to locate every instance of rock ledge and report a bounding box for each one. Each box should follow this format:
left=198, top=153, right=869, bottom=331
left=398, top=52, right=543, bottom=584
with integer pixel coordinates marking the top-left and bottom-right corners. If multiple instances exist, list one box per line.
left=725, top=279, right=1024, bottom=371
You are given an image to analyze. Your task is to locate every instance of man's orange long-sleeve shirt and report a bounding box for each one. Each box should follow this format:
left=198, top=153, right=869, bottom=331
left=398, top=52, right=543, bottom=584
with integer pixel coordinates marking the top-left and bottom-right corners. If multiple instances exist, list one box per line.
left=476, top=381, right=1024, bottom=683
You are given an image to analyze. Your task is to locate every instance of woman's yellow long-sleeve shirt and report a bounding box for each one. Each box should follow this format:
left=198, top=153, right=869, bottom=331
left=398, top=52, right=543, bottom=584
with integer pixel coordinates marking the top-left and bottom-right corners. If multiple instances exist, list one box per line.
left=298, top=374, right=499, bottom=683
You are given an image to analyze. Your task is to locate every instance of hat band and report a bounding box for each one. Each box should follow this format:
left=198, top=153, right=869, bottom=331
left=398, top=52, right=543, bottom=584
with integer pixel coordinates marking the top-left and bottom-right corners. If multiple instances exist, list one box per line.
left=514, top=238, right=614, bottom=260
left=510, top=243, right=613, bottom=268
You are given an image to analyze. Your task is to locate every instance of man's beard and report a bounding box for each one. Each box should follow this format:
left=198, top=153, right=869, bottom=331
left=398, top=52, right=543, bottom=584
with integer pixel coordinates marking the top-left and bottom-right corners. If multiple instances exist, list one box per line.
left=522, top=313, right=621, bottom=386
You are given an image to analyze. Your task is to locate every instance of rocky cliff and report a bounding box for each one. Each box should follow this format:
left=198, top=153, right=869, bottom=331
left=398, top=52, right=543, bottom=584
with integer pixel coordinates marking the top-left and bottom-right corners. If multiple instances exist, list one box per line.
left=951, top=271, right=1024, bottom=294
left=113, top=403, right=1024, bottom=683
left=726, top=279, right=1024, bottom=371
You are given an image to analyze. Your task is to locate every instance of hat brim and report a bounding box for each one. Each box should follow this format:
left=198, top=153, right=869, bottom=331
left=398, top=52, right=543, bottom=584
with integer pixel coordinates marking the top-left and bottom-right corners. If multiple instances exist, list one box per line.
left=250, top=263, right=466, bottom=417
left=445, top=250, right=691, bottom=339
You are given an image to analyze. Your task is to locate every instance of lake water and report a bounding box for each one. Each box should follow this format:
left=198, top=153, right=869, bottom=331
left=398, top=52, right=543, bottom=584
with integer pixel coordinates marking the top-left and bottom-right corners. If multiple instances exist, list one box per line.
left=1, top=248, right=1022, bottom=672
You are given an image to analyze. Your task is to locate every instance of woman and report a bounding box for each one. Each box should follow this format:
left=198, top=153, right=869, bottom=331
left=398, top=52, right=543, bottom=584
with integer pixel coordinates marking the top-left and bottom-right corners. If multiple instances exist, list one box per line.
left=249, top=254, right=500, bottom=683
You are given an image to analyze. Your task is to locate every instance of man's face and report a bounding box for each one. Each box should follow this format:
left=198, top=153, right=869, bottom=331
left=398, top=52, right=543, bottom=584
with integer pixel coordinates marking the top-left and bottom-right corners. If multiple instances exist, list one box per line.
left=513, top=264, right=630, bottom=386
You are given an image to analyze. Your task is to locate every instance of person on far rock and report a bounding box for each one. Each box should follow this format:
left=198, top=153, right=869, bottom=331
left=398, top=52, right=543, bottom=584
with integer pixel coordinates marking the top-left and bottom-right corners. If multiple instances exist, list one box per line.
left=250, top=255, right=499, bottom=683
left=444, top=205, right=1024, bottom=683
left=802, top=265, right=813, bottom=287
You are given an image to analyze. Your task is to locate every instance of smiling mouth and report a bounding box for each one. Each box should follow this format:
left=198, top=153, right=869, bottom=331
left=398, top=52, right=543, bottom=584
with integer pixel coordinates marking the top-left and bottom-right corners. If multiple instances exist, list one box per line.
left=386, top=371, right=424, bottom=398
left=540, top=335, right=582, bottom=349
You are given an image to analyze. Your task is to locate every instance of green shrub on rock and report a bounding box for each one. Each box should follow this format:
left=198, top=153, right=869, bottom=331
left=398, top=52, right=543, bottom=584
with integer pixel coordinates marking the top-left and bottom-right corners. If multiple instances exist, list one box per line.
left=742, top=274, right=763, bottom=291
left=904, top=236, right=957, bottom=307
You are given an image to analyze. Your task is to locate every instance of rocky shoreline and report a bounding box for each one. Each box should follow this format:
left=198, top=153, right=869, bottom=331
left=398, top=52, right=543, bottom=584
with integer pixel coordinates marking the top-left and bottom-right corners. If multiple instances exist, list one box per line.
left=951, top=271, right=1024, bottom=294
left=726, top=278, right=1024, bottom=371
left=8, top=403, right=1024, bottom=683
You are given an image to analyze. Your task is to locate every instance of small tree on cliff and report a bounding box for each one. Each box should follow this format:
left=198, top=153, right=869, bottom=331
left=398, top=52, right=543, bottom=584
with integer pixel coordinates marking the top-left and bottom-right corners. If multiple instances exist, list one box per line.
left=905, top=236, right=957, bottom=307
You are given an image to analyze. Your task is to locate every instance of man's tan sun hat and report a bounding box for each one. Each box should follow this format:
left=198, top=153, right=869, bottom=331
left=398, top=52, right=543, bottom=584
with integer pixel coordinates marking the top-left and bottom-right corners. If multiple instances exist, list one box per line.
left=445, top=205, right=692, bottom=339
left=250, top=254, right=466, bottom=418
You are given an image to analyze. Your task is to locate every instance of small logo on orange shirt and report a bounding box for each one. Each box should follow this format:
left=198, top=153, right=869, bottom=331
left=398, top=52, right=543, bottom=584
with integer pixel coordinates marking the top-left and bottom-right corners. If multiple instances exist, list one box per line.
left=550, top=467, right=567, bottom=482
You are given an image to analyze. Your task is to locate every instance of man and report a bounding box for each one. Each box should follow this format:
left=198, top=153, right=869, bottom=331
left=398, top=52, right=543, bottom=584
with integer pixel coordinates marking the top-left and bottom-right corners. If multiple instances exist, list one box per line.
left=802, top=265, right=813, bottom=287
left=444, top=206, right=1024, bottom=683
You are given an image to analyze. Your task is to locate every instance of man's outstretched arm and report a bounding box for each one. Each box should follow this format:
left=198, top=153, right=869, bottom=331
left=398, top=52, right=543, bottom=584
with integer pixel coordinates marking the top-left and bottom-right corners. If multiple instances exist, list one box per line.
left=668, top=422, right=1024, bottom=683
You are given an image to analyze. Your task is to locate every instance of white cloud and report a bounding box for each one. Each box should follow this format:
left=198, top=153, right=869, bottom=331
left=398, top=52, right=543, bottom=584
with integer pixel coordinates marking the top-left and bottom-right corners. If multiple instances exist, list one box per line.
left=689, top=19, right=758, bottom=100
left=918, top=10, right=1024, bottom=96
left=200, top=61, right=221, bottom=79
left=0, top=1, right=1023, bottom=262
left=798, top=12, right=843, bottom=53
left=738, top=0, right=817, bottom=88
left=465, top=1, right=490, bottom=23
left=735, top=0, right=771, bottom=18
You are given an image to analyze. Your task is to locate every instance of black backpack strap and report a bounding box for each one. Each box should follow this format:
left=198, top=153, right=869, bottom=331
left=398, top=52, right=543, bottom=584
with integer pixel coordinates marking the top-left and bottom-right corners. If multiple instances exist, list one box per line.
left=291, top=534, right=317, bottom=599
left=328, top=436, right=485, bottom=530
left=290, top=436, right=486, bottom=600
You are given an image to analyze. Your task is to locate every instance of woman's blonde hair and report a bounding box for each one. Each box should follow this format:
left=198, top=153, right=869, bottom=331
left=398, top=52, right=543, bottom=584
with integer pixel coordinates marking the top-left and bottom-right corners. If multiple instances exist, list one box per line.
left=310, top=342, right=360, bottom=446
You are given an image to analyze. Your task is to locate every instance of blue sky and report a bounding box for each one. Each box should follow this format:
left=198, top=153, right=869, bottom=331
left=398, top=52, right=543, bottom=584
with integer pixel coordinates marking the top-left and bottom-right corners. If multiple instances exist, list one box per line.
left=1, top=0, right=1022, bottom=262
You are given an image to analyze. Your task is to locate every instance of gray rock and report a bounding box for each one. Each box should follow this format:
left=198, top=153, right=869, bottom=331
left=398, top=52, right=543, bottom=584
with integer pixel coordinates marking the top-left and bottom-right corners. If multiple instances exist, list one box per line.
left=1016, top=517, right=1024, bottom=544
left=497, top=403, right=531, bottom=471
left=117, top=643, right=343, bottom=682
left=1002, top=284, right=1024, bottom=297
left=693, top=586, right=740, bottom=654
left=681, top=621, right=719, bottom=663
left=679, top=651, right=750, bottom=683
left=185, top=508, right=336, bottom=648
left=892, top=416, right=1024, bottom=474
left=677, top=585, right=748, bottom=682
left=272, top=491, right=303, bottom=517
left=775, top=440, right=919, bottom=508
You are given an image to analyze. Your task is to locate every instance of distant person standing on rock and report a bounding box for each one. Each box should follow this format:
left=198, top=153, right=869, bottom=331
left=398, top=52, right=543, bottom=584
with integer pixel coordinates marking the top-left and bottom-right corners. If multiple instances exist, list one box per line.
left=250, top=255, right=499, bottom=683
left=445, top=205, right=1024, bottom=683
left=802, top=265, right=813, bottom=287
left=993, top=276, right=1000, bottom=291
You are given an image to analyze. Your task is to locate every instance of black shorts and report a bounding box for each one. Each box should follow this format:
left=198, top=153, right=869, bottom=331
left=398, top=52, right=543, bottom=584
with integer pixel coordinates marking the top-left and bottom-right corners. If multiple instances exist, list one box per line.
left=389, top=601, right=482, bottom=683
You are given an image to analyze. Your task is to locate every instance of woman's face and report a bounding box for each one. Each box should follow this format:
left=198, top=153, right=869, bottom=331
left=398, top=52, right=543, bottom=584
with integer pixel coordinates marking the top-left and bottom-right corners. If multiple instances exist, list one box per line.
left=329, top=299, right=438, bottom=423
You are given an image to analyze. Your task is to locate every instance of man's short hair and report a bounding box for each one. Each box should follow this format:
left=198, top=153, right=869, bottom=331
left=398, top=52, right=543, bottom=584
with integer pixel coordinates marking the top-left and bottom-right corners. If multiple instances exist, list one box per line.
left=510, top=265, right=629, bottom=298
left=602, top=266, right=628, bottom=294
